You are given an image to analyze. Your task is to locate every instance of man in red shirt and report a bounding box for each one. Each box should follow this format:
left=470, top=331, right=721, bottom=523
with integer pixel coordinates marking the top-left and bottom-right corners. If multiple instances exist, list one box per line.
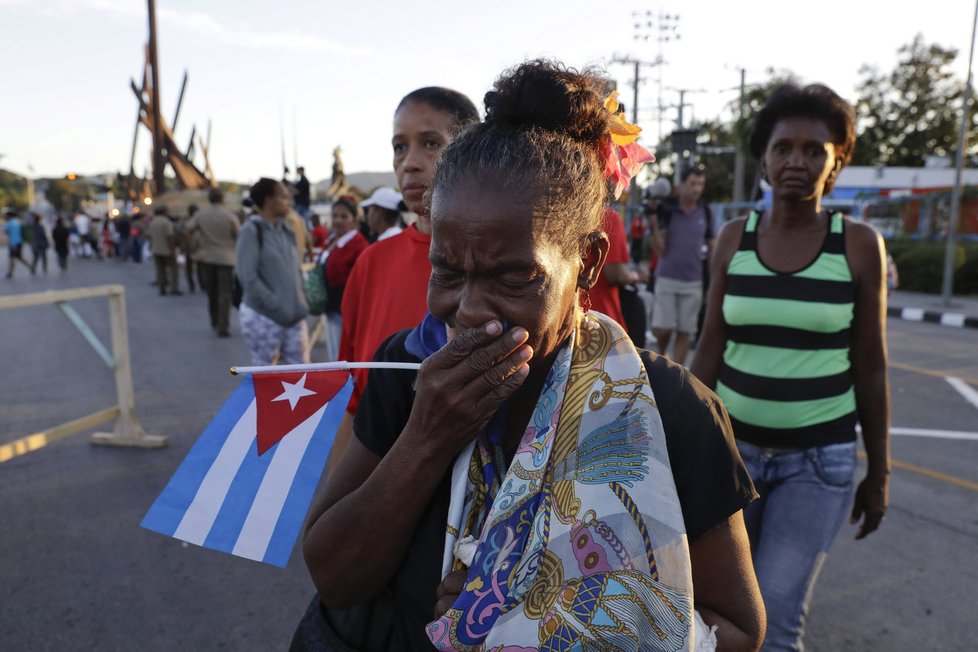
left=588, top=208, right=642, bottom=329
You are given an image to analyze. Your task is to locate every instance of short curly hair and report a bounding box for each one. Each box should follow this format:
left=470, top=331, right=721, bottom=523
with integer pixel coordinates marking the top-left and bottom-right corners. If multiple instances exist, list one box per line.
left=750, top=83, right=856, bottom=193
left=431, top=59, right=612, bottom=254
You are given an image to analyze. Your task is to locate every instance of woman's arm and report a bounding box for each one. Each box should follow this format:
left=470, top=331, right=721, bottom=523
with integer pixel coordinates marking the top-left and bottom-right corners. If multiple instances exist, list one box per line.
left=846, top=221, right=890, bottom=539
left=650, top=210, right=667, bottom=257
left=234, top=224, right=277, bottom=307
left=303, top=322, right=533, bottom=606
left=689, top=218, right=744, bottom=388
left=691, top=511, right=766, bottom=651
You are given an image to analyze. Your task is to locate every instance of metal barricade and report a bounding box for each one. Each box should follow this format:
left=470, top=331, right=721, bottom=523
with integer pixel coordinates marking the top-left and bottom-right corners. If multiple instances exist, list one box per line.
left=0, top=284, right=167, bottom=463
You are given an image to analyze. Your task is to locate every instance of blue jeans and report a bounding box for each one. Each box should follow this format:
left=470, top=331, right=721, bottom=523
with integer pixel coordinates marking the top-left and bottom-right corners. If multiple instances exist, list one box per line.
left=737, top=440, right=856, bottom=652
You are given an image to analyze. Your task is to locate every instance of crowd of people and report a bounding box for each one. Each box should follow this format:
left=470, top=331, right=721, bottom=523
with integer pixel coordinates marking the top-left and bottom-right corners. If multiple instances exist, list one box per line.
left=2, top=58, right=890, bottom=652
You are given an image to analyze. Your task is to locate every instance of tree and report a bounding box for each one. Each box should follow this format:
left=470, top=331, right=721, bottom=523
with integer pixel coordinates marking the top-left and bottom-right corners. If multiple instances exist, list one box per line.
left=684, top=70, right=798, bottom=203
left=0, top=169, right=29, bottom=211
left=45, top=178, right=93, bottom=212
left=854, top=34, right=978, bottom=167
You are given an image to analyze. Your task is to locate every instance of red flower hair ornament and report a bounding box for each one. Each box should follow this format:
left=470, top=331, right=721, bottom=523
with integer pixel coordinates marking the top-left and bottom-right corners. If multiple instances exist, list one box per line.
left=602, top=91, right=655, bottom=199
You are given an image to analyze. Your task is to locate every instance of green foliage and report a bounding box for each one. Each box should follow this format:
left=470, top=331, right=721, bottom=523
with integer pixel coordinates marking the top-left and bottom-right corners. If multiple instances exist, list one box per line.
left=0, top=169, right=29, bottom=210
left=885, top=238, right=978, bottom=294
left=854, top=34, right=978, bottom=167
left=45, top=178, right=93, bottom=212
left=692, top=119, right=736, bottom=203
left=663, top=69, right=797, bottom=203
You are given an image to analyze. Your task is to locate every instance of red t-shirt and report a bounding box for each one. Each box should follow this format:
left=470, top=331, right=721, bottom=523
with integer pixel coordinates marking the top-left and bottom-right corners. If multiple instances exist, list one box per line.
left=324, top=231, right=369, bottom=288
left=588, top=208, right=628, bottom=326
left=311, top=225, right=329, bottom=249
left=339, top=224, right=432, bottom=414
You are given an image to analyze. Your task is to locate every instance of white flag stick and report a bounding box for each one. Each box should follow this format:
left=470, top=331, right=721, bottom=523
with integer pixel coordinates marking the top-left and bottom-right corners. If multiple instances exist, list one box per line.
left=230, top=361, right=421, bottom=376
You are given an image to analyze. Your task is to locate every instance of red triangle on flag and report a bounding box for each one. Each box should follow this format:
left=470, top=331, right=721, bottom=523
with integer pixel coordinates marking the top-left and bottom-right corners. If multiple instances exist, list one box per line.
left=253, top=371, right=349, bottom=455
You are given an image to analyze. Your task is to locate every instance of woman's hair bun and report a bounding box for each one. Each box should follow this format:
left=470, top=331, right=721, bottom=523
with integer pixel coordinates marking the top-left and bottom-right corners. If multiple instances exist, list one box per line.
left=483, top=60, right=610, bottom=146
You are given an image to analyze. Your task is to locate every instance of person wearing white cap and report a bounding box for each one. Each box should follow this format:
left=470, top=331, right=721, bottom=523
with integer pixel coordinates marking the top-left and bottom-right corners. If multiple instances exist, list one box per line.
left=361, top=187, right=405, bottom=241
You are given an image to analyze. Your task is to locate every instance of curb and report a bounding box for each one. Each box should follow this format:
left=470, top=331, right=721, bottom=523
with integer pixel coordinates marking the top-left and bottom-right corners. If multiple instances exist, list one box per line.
left=887, top=306, right=978, bottom=329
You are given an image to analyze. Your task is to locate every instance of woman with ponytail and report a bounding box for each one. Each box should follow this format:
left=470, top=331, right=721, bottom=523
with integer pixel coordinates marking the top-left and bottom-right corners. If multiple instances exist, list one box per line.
left=303, top=61, right=764, bottom=651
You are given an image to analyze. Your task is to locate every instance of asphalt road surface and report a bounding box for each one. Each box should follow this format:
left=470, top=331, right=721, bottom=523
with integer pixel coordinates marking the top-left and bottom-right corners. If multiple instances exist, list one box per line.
left=2, top=256, right=976, bottom=651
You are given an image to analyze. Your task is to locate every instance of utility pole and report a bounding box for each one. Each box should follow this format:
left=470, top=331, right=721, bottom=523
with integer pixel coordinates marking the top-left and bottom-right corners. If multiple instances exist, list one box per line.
left=633, top=9, right=679, bottom=145
left=147, top=0, right=165, bottom=197
left=941, top=0, right=978, bottom=306
left=668, top=87, right=706, bottom=186
left=610, top=55, right=660, bottom=226
left=733, top=67, right=747, bottom=203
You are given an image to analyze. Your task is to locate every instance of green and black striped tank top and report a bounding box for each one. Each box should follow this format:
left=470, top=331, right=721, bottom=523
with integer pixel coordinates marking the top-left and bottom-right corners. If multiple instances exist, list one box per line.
left=717, top=210, right=857, bottom=448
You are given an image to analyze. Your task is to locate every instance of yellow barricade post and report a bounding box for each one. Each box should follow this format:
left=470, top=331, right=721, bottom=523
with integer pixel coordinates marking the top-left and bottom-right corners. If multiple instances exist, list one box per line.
left=0, top=284, right=166, bottom=463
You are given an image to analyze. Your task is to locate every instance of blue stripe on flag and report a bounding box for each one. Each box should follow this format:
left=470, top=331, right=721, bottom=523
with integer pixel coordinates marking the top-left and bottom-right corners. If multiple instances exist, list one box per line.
left=202, top=436, right=274, bottom=553
left=141, top=377, right=257, bottom=536
left=262, top=377, right=354, bottom=567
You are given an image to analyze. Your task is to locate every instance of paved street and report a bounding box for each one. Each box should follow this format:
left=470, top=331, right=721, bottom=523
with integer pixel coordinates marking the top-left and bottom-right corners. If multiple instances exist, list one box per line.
left=2, top=255, right=977, bottom=651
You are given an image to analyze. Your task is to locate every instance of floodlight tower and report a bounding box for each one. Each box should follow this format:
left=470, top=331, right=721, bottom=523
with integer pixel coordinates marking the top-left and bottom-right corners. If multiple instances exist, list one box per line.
left=633, top=8, right=680, bottom=144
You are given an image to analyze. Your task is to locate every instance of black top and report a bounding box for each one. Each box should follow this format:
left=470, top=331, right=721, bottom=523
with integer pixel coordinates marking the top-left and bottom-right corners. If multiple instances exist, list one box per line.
left=353, top=329, right=757, bottom=652
left=296, top=175, right=311, bottom=205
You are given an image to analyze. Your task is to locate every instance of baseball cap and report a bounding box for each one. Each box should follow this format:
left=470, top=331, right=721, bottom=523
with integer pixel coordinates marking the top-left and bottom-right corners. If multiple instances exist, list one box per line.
left=361, top=187, right=404, bottom=212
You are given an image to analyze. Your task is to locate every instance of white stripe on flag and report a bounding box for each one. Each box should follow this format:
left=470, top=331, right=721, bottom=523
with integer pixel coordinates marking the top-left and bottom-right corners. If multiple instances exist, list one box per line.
left=173, top=399, right=258, bottom=545
left=231, top=403, right=327, bottom=562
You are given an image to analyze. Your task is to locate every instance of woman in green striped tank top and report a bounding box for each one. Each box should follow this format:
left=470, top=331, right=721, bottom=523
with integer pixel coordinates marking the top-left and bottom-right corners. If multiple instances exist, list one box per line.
left=691, top=84, right=890, bottom=652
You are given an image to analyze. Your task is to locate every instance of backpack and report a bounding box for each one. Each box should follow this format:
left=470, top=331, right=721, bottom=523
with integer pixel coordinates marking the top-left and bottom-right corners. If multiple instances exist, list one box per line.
left=304, top=252, right=329, bottom=316
left=232, top=222, right=263, bottom=310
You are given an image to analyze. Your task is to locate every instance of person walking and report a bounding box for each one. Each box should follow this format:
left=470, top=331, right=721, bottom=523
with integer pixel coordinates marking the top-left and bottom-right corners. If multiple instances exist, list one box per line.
left=29, top=213, right=49, bottom=273
left=149, top=207, right=180, bottom=295
left=295, top=166, right=311, bottom=218
left=186, top=189, right=240, bottom=337
left=5, top=212, right=34, bottom=278
left=115, top=213, right=132, bottom=261
left=52, top=216, right=70, bottom=272
left=691, top=83, right=889, bottom=651
left=236, top=178, right=309, bottom=365
left=181, top=205, right=199, bottom=293
left=650, top=167, right=713, bottom=365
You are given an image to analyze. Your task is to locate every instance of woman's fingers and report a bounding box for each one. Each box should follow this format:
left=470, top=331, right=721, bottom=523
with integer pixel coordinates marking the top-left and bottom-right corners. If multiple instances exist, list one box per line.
left=470, top=343, right=533, bottom=404
left=407, top=322, right=533, bottom=455
left=428, top=322, right=528, bottom=375
left=433, top=570, right=468, bottom=619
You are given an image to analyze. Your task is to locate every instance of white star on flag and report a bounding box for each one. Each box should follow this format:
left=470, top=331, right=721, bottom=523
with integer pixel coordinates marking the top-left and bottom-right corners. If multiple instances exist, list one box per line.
left=271, top=373, right=317, bottom=410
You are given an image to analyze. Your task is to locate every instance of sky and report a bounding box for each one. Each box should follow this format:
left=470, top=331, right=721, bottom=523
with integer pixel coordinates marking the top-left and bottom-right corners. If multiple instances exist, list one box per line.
left=0, top=0, right=974, bottom=184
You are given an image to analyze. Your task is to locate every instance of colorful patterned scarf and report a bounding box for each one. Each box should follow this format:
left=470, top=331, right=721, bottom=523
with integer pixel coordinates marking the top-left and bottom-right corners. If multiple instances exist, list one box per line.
left=426, top=312, right=695, bottom=651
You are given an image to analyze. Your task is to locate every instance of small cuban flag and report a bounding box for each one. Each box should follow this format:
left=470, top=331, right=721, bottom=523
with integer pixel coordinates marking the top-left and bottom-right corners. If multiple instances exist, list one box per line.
left=141, top=370, right=354, bottom=568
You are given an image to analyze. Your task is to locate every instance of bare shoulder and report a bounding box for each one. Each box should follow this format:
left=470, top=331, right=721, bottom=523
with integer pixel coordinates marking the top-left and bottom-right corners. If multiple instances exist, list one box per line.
left=716, top=216, right=748, bottom=244
left=712, top=216, right=748, bottom=263
left=843, top=217, right=885, bottom=258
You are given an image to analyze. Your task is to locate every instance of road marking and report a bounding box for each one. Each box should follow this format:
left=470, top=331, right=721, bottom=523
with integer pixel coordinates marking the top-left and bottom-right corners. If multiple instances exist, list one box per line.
left=859, top=426, right=978, bottom=441
left=889, top=361, right=978, bottom=386
left=0, top=433, right=48, bottom=463
left=941, top=313, right=967, bottom=328
left=946, top=376, right=978, bottom=412
left=891, top=427, right=978, bottom=441
left=858, top=451, right=978, bottom=493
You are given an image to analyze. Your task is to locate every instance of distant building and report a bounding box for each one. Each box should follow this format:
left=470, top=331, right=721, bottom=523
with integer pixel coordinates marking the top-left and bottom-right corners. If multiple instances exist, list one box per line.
left=830, top=166, right=978, bottom=238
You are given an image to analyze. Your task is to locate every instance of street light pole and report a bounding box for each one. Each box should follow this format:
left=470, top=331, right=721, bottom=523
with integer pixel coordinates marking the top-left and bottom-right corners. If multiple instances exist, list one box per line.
left=147, top=0, right=165, bottom=197
left=733, top=67, right=747, bottom=203
left=941, top=0, right=978, bottom=306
